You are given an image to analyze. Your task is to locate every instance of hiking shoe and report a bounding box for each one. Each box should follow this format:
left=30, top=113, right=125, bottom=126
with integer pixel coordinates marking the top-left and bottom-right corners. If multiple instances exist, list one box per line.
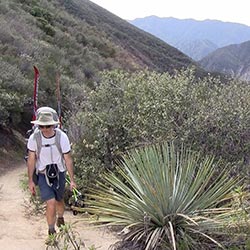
left=48, top=228, right=56, bottom=235
left=56, top=217, right=65, bottom=228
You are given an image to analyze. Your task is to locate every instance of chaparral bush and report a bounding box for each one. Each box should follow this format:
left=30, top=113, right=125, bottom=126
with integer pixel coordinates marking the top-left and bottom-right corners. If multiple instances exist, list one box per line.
left=68, top=68, right=250, bottom=192
left=0, top=60, right=29, bottom=127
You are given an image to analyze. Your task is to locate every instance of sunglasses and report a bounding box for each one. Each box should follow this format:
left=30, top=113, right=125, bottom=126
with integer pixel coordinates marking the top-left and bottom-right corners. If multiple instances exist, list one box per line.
left=39, top=125, right=53, bottom=129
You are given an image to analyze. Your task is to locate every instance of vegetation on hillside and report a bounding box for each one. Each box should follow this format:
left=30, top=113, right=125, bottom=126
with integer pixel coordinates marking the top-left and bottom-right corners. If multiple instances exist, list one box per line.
left=0, top=0, right=201, bottom=131
left=0, top=61, right=29, bottom=126
left=67, top=69, right=250, bottom=193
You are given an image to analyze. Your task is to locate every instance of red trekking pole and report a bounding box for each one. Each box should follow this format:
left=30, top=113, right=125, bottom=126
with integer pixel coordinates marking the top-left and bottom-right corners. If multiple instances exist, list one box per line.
left=32, top=66, right=39, bottom=122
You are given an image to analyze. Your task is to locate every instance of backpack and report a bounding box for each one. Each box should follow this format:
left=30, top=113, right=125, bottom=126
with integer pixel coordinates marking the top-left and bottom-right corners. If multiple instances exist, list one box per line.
left=33, top=127, right=66, bottom=188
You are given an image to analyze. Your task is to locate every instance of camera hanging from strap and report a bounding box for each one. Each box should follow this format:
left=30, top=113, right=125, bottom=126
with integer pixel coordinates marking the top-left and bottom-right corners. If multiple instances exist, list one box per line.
left=34, top=129, right=65, bottom=189
left=45, top=163, right=60, bottom=189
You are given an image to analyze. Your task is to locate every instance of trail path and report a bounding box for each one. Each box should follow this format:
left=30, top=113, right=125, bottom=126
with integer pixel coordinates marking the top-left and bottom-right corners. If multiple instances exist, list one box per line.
left=0, top=163, right=118, bottom=250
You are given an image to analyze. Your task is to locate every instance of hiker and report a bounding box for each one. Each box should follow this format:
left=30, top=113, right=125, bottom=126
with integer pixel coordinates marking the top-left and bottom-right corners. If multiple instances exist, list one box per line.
left=27, top=109, right=76, bottom=235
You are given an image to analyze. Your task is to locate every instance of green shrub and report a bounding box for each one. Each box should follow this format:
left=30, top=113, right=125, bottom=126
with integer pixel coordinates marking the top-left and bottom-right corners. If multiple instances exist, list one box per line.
left=68, top=68, right=250, bottom=192
left=0, top=60, right=29, bottom=127
left=36, top=17, right=55, bottom=36
left=30, top=6, right=53, bottom=23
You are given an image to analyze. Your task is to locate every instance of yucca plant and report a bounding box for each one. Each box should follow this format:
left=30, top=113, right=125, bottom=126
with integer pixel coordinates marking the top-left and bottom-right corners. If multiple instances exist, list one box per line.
left=84, top=142, right=249, bottom=250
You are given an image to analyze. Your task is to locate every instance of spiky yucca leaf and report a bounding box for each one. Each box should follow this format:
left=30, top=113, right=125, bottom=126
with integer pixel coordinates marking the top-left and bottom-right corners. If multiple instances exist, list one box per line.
left=84, top=142, right=245, bottom=249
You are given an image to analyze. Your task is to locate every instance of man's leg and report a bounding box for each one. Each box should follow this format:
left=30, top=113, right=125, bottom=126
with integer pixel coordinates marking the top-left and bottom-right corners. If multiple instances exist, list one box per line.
left=38, top=174, right=57, bottom=235
left=56, top=199, right=65, bottom=227
left=55, top=172, right=66, bottom=228
left=46, top=198, right=57, bottom=234
left=56, top=200, right=65, bottom=217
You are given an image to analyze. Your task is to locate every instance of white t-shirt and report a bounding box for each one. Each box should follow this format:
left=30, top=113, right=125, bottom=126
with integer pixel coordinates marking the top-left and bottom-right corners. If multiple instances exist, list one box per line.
left=27, top=129, right=71, bottom=172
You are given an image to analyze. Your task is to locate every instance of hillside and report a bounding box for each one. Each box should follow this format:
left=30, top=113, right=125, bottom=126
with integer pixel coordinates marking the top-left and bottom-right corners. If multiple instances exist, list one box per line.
left=0, top=0, right=205, bottom=132
left=0, top=0, right=199, bottom=82
left=57, top=0, right=197, bottom=73
left=198, top=40, right=250, bottom=81
left=129, top=16, right=250, bottom=60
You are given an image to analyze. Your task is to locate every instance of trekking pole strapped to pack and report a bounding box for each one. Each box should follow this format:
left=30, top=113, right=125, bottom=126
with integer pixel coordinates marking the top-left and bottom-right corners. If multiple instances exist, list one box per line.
left=56, top=71, right=62, bottom=129
left=32, top=66, right=39, bottom=122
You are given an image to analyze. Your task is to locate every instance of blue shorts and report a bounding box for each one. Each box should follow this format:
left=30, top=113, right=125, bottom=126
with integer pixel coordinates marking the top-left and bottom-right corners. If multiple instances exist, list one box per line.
left=38, top=172, right=66, bottom=202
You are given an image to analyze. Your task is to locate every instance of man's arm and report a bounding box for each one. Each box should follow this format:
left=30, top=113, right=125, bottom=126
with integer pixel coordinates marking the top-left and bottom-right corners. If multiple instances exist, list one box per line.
left=27, top=150, right=36, bottom=195
left=63, top=152, right=76, bottom=191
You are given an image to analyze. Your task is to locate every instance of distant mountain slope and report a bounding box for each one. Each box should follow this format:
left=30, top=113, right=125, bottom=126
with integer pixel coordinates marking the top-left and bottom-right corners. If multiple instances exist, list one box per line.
left=0, top=0, right=200, bottom=88
left=198, top=40, right=250, bottom=81
left=1, top=0, right=208, bottom=129
left=58, top=0, right=198, bottom=73
left=129, top=16, right=250, bottom=60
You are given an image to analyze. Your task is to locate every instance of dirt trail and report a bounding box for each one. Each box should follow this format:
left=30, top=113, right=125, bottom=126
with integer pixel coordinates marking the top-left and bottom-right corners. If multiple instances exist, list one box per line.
left=0, top=163, right=118, bottom=250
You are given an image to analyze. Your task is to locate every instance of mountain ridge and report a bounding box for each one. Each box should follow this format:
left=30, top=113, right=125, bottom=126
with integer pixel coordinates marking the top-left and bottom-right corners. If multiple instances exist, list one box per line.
left=198, top=40, right=250, bottom=81
left=129, top=16, right=250, bottom=60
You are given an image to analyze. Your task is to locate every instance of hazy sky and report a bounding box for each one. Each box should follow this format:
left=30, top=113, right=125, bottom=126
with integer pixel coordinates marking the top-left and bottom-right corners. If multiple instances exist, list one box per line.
left=90, top=0, right=250, bottom=26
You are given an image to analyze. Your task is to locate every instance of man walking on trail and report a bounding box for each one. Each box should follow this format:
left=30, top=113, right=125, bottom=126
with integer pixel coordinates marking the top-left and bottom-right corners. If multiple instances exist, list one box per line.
left=27, top=109, right=76, bottom=236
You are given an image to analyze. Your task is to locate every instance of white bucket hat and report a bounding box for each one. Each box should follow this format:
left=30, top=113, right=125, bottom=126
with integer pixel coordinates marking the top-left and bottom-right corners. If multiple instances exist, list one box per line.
left=36, top=107, right=59, bottom=121
left=31, top=112, right=60, bottom=126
